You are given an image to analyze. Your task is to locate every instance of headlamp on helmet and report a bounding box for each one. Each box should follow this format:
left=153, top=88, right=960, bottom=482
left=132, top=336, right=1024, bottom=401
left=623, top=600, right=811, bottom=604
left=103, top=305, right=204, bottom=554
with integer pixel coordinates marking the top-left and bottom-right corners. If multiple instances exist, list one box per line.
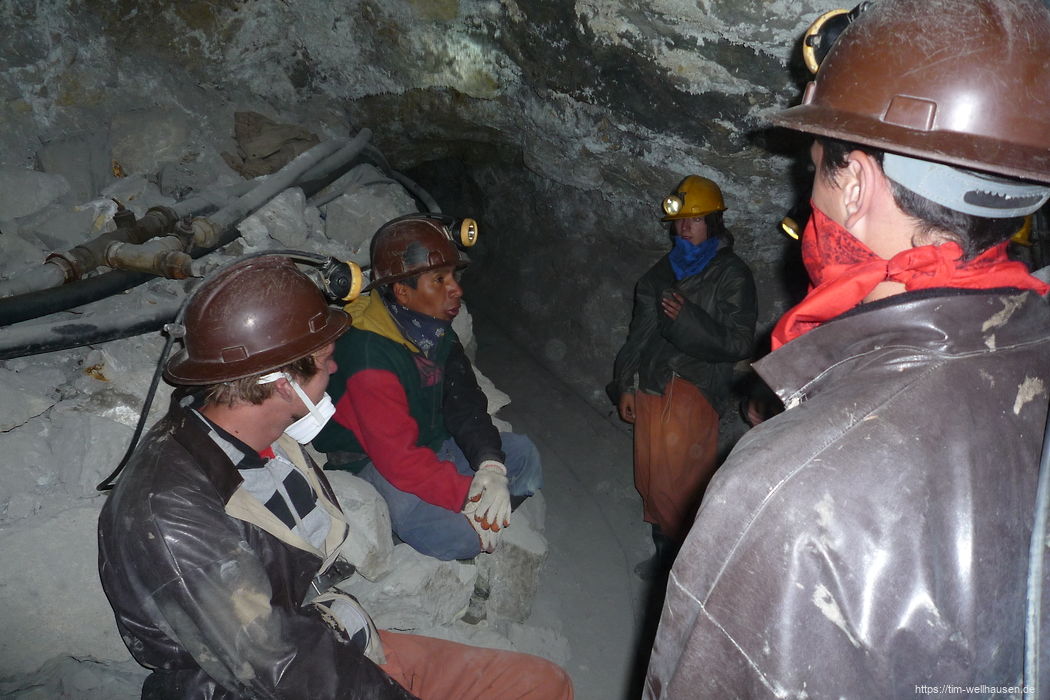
left=663, top=194, right=684, bottom=217
left=660, top=175, right=727, bottom=222
left=366, top=213, right=479, bottom=291
left=801, top=4, right=871, bottom=74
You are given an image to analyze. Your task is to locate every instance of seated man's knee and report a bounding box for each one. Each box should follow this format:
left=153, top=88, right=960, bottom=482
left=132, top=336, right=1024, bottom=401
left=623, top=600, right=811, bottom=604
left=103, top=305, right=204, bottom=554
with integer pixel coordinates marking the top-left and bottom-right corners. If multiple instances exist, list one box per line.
left=396, top=517, right=482, bottom=561
left=501, top=432, right=543, bottom=495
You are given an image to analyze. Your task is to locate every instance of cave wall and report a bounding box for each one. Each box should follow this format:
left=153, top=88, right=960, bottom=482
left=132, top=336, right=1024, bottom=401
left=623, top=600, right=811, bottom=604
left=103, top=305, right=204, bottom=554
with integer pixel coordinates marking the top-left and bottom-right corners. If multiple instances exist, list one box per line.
left=0, top=0, right=843, bottom=405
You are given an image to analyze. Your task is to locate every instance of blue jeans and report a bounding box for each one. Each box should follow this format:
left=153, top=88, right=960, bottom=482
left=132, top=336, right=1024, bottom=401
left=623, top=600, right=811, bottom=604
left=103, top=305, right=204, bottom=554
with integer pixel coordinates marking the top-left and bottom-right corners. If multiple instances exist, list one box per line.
left=358, top=433, right=543, bottom=560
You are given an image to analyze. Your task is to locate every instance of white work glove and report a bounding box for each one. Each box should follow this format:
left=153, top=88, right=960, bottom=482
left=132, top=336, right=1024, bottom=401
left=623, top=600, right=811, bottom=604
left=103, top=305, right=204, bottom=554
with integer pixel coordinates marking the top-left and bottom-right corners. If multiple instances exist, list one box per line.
left=464, top=461, right=511, bottom=533
left=462, top=509, right=501, bottom=553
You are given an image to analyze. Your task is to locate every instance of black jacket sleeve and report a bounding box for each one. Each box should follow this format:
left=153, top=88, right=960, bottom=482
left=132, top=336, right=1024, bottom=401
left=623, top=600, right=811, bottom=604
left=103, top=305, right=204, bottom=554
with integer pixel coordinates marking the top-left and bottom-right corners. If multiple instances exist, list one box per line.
left=442, top=340, right=505, bottom=469
left=612, top=264, right=662, bottom=397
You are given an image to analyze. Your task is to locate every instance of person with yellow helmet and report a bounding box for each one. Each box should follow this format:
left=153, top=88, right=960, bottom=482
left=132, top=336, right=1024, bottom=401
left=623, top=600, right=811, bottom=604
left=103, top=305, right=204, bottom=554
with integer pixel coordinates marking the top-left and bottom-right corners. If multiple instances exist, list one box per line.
left=646, top=1, right=1050, bottom=697
left=611, top=174, right=757, bottom=580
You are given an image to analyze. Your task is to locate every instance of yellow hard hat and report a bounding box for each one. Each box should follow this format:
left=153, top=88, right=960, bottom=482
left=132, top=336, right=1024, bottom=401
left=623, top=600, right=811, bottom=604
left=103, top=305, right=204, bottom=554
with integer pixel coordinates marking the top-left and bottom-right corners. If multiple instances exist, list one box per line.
left=661, top=175, right=726, bottom=221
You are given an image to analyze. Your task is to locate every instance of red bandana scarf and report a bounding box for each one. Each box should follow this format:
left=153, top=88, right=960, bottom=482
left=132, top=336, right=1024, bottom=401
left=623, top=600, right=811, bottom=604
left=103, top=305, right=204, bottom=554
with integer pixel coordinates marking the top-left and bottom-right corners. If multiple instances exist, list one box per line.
left=770, top=205, right=1049, bottom=350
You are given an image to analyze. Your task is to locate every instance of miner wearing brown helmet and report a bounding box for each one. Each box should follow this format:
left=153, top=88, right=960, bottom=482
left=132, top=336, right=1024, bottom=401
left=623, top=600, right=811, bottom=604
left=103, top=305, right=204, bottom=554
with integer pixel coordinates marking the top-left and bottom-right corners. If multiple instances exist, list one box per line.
left=314, top=214, right=544, bottom=561
left=646, top=1, right=1050, bottom=697
left=97, top=255, right=572, bottom=699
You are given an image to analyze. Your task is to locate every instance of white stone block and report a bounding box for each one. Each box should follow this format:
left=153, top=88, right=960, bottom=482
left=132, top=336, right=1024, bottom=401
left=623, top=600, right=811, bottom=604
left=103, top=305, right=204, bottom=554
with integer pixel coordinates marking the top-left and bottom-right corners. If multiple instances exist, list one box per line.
left=478, top=517, right=548, bottom=623
left=236, top=187, right=312, bottom=248
left=341, top=544, right=476, bottom=630
left=324, top=470, right=395, bottom=581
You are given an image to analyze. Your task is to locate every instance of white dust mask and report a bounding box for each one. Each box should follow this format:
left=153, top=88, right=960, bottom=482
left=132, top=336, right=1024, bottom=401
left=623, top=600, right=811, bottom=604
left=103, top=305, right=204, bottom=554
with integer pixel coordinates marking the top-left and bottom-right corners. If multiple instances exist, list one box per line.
left=258, top=371, right=337, bottom=444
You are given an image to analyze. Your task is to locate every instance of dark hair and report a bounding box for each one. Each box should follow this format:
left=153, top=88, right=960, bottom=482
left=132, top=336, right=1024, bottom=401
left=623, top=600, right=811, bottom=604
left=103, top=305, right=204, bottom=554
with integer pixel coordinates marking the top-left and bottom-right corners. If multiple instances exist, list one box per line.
left=818, top=138, right=1022, bottom=259
left=204, top=354, right=319, bottom=407
left=378, top=273, right=420, bottom=303
left=704, top=211, right=734, bottom=247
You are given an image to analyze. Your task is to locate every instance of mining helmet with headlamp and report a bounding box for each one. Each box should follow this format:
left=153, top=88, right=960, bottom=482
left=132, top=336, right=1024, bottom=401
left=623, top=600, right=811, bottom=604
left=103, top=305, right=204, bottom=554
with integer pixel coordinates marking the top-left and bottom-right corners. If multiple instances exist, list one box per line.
left=366, top=213, right=478, bottom=291
left=774, top=0, right=1050, bottom=217
left=661, top=175, right=726, bottom=222
left=164, top=255, right=352, bottom=385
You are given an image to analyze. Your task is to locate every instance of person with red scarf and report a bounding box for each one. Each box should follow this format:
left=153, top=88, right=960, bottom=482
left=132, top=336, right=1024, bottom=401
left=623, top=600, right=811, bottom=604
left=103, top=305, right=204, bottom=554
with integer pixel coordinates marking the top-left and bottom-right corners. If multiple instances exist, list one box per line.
left=645, top=1, right=1050, bottom=697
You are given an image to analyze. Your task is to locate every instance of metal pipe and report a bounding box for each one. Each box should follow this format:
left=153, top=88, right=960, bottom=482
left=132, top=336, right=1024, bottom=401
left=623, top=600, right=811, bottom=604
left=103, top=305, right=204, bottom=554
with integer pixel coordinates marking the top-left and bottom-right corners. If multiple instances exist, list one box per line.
left=0, top=136, right=361, bottom=326
left=44, top=205, right=180, bottom=282
left=105, top=236, right=193, bottom=279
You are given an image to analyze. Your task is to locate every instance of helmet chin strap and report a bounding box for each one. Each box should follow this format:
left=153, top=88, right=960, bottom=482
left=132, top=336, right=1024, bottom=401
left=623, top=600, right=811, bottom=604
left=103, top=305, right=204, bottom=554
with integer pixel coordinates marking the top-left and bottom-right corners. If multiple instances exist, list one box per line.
left=257, top=370, right=326, bottom=423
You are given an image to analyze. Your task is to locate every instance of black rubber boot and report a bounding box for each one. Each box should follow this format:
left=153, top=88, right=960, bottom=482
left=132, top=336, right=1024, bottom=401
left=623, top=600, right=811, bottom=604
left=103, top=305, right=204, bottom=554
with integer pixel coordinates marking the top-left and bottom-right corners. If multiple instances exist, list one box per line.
left=633, top=525, right=678, bottom=581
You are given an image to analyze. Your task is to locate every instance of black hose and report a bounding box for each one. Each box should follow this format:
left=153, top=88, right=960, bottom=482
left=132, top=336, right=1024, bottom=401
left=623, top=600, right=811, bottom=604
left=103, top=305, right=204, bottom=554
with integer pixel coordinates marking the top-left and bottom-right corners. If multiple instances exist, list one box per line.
left=0, top=300, right=179, bottom=360
left=0, top=270, right=155, bottom=327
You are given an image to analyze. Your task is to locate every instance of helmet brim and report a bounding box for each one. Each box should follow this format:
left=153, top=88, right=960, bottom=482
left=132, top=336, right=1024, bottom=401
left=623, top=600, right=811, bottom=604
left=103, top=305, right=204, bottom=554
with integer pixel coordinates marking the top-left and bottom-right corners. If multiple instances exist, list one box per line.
left=772, top=105, right=1050, bottom=186
left=163, top=307, right=351, bottom=386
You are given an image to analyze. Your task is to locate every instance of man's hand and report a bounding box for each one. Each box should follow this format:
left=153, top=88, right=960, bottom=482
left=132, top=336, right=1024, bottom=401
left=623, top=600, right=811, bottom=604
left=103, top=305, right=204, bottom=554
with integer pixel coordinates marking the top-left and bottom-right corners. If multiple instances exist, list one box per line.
left=661, top=290, right=686, bottom=320
left=618, top=392, right=637, bottom=424
left=465, top=462, right=511, bottom=532
left=462, top=509, right=500, bottom=553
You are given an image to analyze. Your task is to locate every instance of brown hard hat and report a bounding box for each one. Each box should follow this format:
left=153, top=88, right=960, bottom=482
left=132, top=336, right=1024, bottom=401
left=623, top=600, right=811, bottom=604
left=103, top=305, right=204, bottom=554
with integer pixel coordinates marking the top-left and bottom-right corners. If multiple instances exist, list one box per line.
left=367, top=215, right=469, bottom=290
left=773, top=0, right=1050, bottom=184
left=164, top=255, right=351, bottom=385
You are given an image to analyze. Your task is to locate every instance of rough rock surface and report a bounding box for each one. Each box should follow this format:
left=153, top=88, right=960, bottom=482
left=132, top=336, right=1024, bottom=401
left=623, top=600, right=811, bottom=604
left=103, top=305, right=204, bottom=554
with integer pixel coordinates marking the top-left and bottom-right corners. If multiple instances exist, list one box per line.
left=0, top=0, right=848, bottom=410
left=0, top=0, right=889, bottom=695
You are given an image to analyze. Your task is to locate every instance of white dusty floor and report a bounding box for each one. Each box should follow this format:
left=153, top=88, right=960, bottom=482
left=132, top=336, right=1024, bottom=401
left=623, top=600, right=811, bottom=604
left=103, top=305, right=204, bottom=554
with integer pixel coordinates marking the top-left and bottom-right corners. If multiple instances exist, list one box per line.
left=472, top=312, right=664, bottom=700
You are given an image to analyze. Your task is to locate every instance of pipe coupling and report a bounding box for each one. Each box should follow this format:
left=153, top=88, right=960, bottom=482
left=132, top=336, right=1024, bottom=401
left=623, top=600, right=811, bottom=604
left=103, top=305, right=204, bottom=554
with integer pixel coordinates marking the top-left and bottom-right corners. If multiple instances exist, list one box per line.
left=189, top=217, right=220, bottom=249
left=104, top=237, right=193, bottom=279
left=43, top=252, right=83, bottom=282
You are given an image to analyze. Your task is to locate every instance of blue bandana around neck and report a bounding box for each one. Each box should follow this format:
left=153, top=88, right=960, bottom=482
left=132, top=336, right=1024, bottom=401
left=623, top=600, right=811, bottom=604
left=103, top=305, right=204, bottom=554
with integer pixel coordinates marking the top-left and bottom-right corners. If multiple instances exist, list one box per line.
left=383, top=297, right=451, bottom=359
left=668, top=236, right=719, bottom=281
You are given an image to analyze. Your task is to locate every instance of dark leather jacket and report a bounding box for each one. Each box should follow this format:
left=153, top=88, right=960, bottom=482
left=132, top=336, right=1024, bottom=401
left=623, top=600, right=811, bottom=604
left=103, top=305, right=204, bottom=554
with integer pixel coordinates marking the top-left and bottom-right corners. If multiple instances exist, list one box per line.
left=646, top=289, right=1050, bottom=698
left=97, top=392, right=416, bottom=700
left=613, top=244, right=757, bottom=412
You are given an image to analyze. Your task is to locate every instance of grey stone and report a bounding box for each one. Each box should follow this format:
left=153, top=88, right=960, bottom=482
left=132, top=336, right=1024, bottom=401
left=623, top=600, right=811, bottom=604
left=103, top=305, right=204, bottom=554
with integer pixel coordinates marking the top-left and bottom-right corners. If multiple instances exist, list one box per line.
left=0, top=167, right=70, bottom=219
left=341, top=544, right=476, bottom=630
left=100, top=175, right=176, bottom=217
left=0, top=655, right=145, bottom=700
left=110, top=109, right=192, bottom=177
left=0, top=229, right=49, bottom=277
left=503, top=621, right=571, bottom=666
left=515, top=490, right=547, bottom=535
left=236, top=187, right=313, bottom=249
left=16, top=201, right=104, bottom=253
left=324, top=470, right=395, bottom=581
left=36, top=128, right=114, bottom=202
left=477, top=517, right=548, bottom=623
left=0, top=505, right=131, bottom=675
left=157, top=147, right=240, bottom=200
left=0, top=416, right=56, bottom=525
left=48, top=398, right=135, bottom=496
left=321, top=171, right=417, bottom=256
left=0, top=366, right=61, bottom=432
